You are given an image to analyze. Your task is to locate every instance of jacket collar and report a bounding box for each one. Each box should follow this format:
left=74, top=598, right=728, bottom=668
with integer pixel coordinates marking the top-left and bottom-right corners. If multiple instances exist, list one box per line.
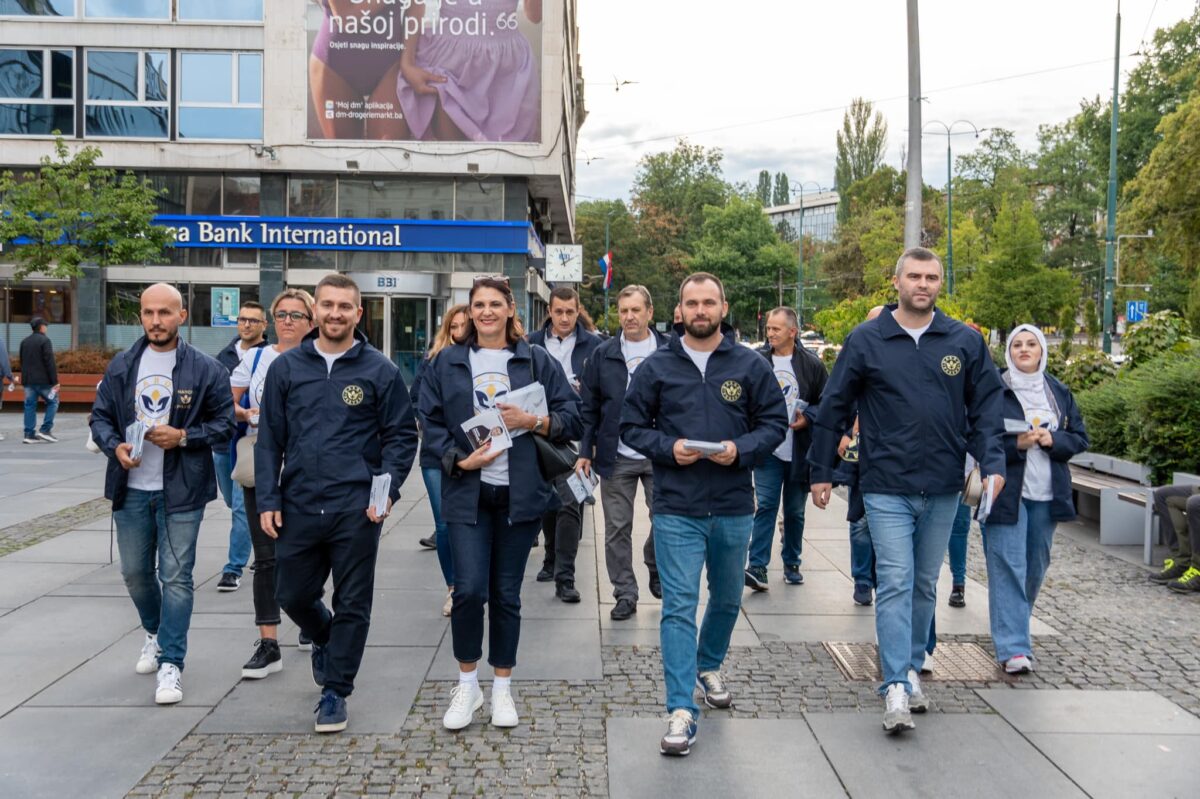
left=540, top=318, right=595, bottom=344
left=875, top=304, right=954, bottom=340
left=666, top=328, right=737, bottom=357
left=298, top=327, right=370, bottom=360
left=605, top=328, right=665, bottom=359
left=758, top=338, right=804, bottom=359
left=447, top=337, right=533, bottom=366
left=126, top=335, right=191, bottom=379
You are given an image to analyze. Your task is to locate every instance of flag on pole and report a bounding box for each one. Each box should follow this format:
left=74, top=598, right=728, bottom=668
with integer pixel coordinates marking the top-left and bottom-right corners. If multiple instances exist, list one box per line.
left=598, top=251, right=614, bottom=289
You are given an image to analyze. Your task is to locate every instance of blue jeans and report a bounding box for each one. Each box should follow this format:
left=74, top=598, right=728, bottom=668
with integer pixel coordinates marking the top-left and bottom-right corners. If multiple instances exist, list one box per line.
left=982, top=499, right=1056, bottom=663
left=23, top=384, right=59, bottom=437
left=863, top=492, right=960, bottom=694
left=655, top=513, right=752, bottom=717
left=113, top=489, right=205, bottom=669
left=748, top=455, right=805, bottom=569
left=948, top=502, right=972, bottom=586
left=849, top=517, right=875, bottom=588
left=421, top=466, right=454, bottom=586
left=212, top=450, right=250, bottom=577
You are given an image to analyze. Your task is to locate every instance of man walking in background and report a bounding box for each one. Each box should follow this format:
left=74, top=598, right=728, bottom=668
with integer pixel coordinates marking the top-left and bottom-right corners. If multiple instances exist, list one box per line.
left=20, top=316, right=59, bottom=444
left=0, top=335, right=15, bottom=440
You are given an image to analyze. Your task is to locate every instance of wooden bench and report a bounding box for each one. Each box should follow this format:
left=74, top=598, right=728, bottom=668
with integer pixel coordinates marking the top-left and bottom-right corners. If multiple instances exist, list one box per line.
left=1069, top=454, right=1151, bottom=549
left=1120, top=473, right=1200, bottom=566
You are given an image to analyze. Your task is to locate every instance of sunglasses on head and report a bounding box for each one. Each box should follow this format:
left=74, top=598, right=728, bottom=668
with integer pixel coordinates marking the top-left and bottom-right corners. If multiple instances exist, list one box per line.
left=472, top=274, right=511, bottom=287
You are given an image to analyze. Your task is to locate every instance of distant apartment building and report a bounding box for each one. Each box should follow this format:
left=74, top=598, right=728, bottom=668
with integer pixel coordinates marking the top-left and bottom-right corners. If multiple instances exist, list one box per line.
left=764, top=191, right=839, bottom=243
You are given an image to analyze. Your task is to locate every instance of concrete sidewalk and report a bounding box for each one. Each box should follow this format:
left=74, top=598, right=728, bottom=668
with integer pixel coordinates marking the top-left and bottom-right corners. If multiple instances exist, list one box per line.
left=0, top=426, right=1197, bottom=798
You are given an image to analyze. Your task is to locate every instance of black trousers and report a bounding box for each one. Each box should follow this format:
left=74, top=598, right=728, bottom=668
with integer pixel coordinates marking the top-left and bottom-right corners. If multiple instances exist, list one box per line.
left=242, top=487, right=281, bottom=627
left=274, top=509, right=382, bottom=697
left=542, top=500, right=582, bottom=584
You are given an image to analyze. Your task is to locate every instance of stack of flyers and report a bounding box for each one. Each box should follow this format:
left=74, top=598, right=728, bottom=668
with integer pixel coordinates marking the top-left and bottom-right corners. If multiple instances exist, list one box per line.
left=502, top=382, right=548, bottom=438
left=556, top=468, right=600, bottom=505
left=683, top=439, right=726, bottom=456
left=1004, top=418, right=1034, bottom=434
left=370, top=473, right=392, bottom=517
left=125, top=420, right=147, bottom=461
left=789, top=398, right=810, bottom=424
left=461, top=409, right=513, bottom=453
left=974, top=474, right=999, bottom=523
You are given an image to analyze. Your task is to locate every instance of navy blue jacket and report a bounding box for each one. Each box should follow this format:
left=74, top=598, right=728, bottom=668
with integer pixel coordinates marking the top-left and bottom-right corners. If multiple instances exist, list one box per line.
left=620, top=332, right=788, bottom=517
left=528, top=319, right=602, bottom=383
left=213, top=335, right=267, bottom=453
left=418, top=338, right=583, bottom=524
left=410, top=352, right=447, bottom=471
left=578, top=329, right=669, bottom=479
left=756, top=340, right=829, bottom=485
left=91, top=337, right=235, bottom=513
left=809, top=306, right=1006, bottom=495
left=987, top=372, right=1089, bottom=525
left=255, top=329, right=417, bottom=515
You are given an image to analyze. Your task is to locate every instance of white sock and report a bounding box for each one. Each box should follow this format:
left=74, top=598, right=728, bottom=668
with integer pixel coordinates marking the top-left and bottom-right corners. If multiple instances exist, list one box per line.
left=459, top=670, right=478, bottom=688
left=493, top=675, right=511, bottom=694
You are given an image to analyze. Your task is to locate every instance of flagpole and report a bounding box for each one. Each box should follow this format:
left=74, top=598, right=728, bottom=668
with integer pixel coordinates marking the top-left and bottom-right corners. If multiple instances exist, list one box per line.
left=604, top=217, right=611, bottom=333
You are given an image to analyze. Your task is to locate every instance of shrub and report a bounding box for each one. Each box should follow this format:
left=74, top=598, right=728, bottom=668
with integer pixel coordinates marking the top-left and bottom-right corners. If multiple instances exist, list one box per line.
left=54, top=347, right=118, bottom=373
left=1060, top=347, right=1117, bottom=393
left=1122, top=310, right=1192, bottom=368
left=1076, top=378, right=1130, bottom=458
left=1123, top=352, right=1200, bottom=482
left=820, top=346, right=839, bottom=372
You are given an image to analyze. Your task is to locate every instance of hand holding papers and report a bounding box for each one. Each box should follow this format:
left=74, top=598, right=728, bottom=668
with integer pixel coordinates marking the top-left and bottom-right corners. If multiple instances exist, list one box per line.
left=682, top=440, right=727, bottom=456
left=124, top=420, right=147, bottom=464
left=501, top=382, right=548, bottom=438
left=369, top=473, right=391, bottom=520
left=461, top=409, right=513, bottom=453
left=555, top=466, right=600, bottom=506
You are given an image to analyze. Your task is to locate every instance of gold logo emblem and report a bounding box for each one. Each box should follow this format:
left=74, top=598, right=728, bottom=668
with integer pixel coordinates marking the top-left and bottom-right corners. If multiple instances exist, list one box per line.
left=941, top=355, right=962, bottom=377
left=342, top=385, right=364, bottom=406
left=720, top=380, right=743, bottom=402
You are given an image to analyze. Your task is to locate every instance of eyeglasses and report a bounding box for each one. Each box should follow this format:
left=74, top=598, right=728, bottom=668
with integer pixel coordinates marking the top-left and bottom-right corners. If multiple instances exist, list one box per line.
left=472, top=274, right=511, bottom=287
left=274, top=310, right=312, bottom=322
left=236, top=316, right=266, bottom=325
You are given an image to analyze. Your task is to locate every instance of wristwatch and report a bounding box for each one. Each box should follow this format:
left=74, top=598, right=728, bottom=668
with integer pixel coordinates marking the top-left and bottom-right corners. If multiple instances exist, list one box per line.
left=533, top=416, right=545, bottom=434
left=178, top=430, right=188, bottom=448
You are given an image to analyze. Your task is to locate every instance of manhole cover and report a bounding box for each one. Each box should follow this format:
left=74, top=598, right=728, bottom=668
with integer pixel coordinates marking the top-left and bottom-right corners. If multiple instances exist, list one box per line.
left=824, top=642, right=1002, bottom=682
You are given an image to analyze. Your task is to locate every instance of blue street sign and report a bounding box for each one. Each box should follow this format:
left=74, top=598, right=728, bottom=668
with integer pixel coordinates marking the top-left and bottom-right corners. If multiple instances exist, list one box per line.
left=1126, top=300, right=1148, bottom=323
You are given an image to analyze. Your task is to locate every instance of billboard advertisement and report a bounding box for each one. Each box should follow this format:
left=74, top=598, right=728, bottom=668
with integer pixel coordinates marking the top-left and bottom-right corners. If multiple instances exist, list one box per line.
left=306, top=0, right=542, bottom=143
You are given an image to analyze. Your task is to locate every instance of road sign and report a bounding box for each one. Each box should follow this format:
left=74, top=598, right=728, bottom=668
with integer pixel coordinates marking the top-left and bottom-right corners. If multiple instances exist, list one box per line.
left=1126, top=300, right=1148, bottom=324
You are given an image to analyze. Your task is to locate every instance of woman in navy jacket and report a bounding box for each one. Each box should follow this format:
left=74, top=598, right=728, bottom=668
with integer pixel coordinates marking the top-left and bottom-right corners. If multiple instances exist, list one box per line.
left=419, top=277, right=581, bottom=732
left=982, top=324, right=1089, bottom=675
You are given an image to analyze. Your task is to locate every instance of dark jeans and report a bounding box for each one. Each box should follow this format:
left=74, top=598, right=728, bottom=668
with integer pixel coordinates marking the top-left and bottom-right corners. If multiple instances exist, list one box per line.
left=449, top=483, right=541, bottom=669
left=23, top=384, right=58, bottom=437
left=1153, top=484, right=1200, bottom=566
left=274, top=509, right=382, bottom=697
left=948, top=502, right=972, bottom=585
left=242, top=487, right=281, bottom=627
left=542, top=500, right=582, bottom=584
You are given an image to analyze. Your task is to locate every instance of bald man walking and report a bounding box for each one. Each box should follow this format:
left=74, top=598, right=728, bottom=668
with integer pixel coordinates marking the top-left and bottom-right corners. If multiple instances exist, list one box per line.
left=91, top=284, right=235, bottom=705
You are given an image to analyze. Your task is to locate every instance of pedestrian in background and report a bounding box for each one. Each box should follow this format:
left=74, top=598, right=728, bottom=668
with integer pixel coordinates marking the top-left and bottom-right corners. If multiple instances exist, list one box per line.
left=0, top=336, right=15, bottom=440
left=20, top=316, right=59, bottom=444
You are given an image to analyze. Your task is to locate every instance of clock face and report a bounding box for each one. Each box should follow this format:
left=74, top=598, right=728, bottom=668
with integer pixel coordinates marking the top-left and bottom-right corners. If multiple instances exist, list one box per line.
left=545, top=244, right=584, bottom=283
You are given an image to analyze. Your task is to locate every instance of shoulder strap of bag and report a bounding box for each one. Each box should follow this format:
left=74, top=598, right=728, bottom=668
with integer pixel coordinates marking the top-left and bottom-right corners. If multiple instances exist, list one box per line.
left=239, top=347, right=266, bottom=410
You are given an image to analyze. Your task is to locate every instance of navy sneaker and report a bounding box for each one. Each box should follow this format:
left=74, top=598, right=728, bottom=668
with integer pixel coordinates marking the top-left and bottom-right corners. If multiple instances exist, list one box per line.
left=783, top=565, right=804, bottom=585
left=853, top=583, right=873, bottom=606
left=298, top=631, right=313, bottom=652
left=744, top=566, right=768, bottom=592
left=314, top=689, right=347, bottom=733
left=310, top=642, right=327, bottom=687
left=660, top=709, right=697, bottom=756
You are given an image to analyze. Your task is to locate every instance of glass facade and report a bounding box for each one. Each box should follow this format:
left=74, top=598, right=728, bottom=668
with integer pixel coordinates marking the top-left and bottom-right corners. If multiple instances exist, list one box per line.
left=84, top=0, right=169, bottom=19
left=770, top=200, right=839, bottom=244
left=177, top=51, right=262, bottom=140
left=0, top=48, right=74, bottom=135
left=177, top=0, right=262, bottom=22
left=1, top=283, right=72, bottom=351
left=84, top=49, right=170, bottom=138
left=105, top=280, right=260, bottom=352
left=0, top=0, right=76, bottom=15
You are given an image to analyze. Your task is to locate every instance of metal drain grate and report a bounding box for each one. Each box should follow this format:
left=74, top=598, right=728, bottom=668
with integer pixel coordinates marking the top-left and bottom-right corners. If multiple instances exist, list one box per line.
left=824, top=642, right=1003, bottom=682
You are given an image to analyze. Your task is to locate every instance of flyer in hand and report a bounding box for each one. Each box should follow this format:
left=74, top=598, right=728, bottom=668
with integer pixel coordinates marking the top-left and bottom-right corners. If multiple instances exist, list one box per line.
left=502, top=382, right=548, bottom=438
left=461, top=409, right=513, bottom=453
left=125, top=420, right=147, bottom=461
left=370, top=473, right=391, bottom=517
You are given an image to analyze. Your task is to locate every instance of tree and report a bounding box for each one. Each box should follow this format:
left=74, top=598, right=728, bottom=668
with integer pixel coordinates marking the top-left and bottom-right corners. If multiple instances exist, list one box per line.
left=772, top=172, right=790, bottom=207
left=1032, top=118, right=1103, bottom=281
left=756, top=170, right=772, bottom=207
left=1084, top=297, right=1101, bottom=347
left=952, top=128, right=1031, bottom=233
left=834, top=98, right=888, bottom=222
left=631, top=139, right=730, bottom=251
left=1058, top=305, right=1077, bottom=358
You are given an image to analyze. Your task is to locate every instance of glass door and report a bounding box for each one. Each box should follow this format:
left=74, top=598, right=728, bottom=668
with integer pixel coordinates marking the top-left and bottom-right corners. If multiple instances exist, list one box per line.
left=359, top=296, right=386, bottom=353
left=390, top=297, right=429, bottom=384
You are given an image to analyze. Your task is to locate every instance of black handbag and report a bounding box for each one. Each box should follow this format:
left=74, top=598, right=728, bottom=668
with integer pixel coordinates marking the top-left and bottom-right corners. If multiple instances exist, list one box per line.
left=529, top=350, right=578, bottom=481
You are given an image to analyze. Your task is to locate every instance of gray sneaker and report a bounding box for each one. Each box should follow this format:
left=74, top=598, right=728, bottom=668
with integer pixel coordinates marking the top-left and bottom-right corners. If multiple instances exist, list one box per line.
left=907, top=668, right=928, bottom=713
left=882, top=683, right=915, bottom=733
left=35, top=431, right=58, bottom=443
left=659, top=709, right=697, bottom=756
left=696, top=670, right=732, bottom=709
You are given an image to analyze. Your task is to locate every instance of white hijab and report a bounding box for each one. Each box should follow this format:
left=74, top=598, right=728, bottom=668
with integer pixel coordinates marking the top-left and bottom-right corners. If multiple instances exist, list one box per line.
left=1004, top=323, right=1057, bottom=420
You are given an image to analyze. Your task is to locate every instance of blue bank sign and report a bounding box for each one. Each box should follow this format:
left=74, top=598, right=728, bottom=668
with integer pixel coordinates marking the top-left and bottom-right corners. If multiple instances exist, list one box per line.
left=154, top=215, right=543, bottom=256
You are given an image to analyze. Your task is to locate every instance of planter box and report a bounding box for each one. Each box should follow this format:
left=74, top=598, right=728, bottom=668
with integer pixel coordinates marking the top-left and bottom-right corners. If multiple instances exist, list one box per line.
left=12, top=373, right=103, bottom=404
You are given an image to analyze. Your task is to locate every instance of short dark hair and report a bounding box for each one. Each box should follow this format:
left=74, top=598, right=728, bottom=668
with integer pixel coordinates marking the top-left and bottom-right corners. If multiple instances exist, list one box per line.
left=617, top=284, right=653, bottom=308
left=549, top=286, right=580, bottom=307
left=767, top=306, right=798, bottom=329
left=894, top=246, right=942, bottom=277
left=315, top=273, right=361, bottom=304
left=679, top=272, right=725, bottom=303
left=239, top=300, right=265, bottom=314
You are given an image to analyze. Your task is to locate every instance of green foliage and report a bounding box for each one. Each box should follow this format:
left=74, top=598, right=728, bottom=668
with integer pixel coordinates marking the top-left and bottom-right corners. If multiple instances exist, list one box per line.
left=1058, top=305, right=1077, bottom=358
left=821, top=346, right=839, bottom=372
left=631, top=139, right=730, bottom=252
left=1060, top=347, right=1118, bottom=394
left=1033, top=118, right=1103, bottom=276
left=756, top=171, right=772, bottom=207
left=772, top=173, right=790, bottom=207
left=812, top=288, right=893, bottom=344
left=0, top=137, right=173, bottom=280
left=951, top=129, right=1032, bottom=233
left=1122, top=310, right=1193, bottom=368
left=834, top=98, right=888, bottom=222
left=1188, top=274, right=1200, bottom=334
left=1084, top=298, right=1101, bottom=347
left=1076, top=376, right=1129, bottom=457
left=1122, top=347, right=1200, bottom=482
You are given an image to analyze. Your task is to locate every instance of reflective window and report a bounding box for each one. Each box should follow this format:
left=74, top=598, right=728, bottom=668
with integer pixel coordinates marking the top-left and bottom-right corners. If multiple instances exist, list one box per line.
left=339, top=178, right=452, bottom=220
left=85, top=0, right=168, bottom=19
left=289, top=175, right=336, bottom=217
left=85, top=49, right=169, bottom=138
left=0, top=0, right=75, bottom=16
left=178, top=0, right=262, bottom=21
left=223, top=175, right=260, bottom=216
left=177, top=51, right=262, bottom=141
left=148, top=173, right=222, bottom=215
left=0, top=48, right=74, bottom=135
left=455, top=179, right=504, bottom=221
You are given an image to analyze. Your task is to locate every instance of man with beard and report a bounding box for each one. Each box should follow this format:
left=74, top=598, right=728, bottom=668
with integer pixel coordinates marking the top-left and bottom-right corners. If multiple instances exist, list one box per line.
left=91, top=283, right=235, bottom=705
left=808, top=247, right=1006, bottom=734
left=621, top=273, right=787, bottom=757
left=256, top=274, right=417, bottom=733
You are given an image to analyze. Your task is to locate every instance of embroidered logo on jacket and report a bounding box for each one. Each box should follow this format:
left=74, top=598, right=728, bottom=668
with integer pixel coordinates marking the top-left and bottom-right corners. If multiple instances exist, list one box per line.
left=342, top=385, right=364, bottom=406
left=720, top=380, right=743, bottom=402
left=941, top=355, right=962, bottom=377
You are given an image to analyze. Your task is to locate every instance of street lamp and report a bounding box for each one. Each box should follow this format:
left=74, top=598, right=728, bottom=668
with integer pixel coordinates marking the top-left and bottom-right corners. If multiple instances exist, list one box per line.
left=788, top=180, right=826, bottom=328
left=922, top=119, right=982, bottom=296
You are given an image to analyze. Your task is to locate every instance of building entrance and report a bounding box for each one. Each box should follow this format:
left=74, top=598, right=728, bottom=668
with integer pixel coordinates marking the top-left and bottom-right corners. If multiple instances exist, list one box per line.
left=359, top=296, right=431, bottom=385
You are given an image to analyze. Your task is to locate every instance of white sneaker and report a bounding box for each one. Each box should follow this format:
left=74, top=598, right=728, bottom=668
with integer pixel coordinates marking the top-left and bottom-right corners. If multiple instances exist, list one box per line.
left=442, top=681, right=484, bottom=730
left=882, top=683, right=914, bottom=733
left=490, top=688, right=519, bottom=728
left=907, top=668, right=929, bottom=713
left=155, top=663, right=183, bottom=705
left=442, top=590, right=453, bottom=617
left=919, top=653, right=935, bottom=675
left=1004, top=654, right=1033, bottom=674
left=136, top=633, right=160, bottom=674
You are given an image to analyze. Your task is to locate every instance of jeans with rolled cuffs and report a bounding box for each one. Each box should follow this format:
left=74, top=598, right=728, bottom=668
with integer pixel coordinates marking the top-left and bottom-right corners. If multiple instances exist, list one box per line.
left=982, top=499, right=1056, bottom=663
left=114, top=488, right=204, bottom=669
left=863, top=492, right=961, bottom=694
left=448, top=483, right=541, bottom=669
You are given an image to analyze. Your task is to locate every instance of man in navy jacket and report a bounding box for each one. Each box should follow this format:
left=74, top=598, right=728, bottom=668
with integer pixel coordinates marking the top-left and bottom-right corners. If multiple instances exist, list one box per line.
left=91, top=283, right=235, bottom=706
left=808, top=247, right=1006, bottom=734
left=256, top=274, right=417, bottom=734
left=622, top=273, right=787, bottom=757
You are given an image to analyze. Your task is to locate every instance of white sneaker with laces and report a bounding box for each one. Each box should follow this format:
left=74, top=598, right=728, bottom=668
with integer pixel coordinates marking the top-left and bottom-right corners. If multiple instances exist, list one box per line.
left=907, top=668, right=929, bottom=713
left=442, top=681, right=484, bottom=730
left=1004, top=654, right=1033, bottom=674
left=490, top=688, right=519, bottom=728
left=442, top=591, right=453, bottom=617
left=882, top=683, right=914, bottom=733
left=136, top=633, right=160, bottom=674
left=155, top=663, right=183, bottom=705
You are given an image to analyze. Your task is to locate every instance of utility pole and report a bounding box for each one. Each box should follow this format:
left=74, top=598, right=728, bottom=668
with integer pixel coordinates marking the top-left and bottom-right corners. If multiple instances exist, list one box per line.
left=904, top=0, right=923, bottom=248
left=1102, top=2, right=1121, bottom=355
left=923, top=120, right=981, bottom=295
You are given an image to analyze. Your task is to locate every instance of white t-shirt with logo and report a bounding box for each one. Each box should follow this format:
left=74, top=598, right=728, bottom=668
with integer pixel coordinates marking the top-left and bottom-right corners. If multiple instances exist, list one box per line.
left=772, top=354, right=799, bottom=462
left=680, top=340, right=713, bottom=378
left=616, top=333, right=657, bottom=460
left=129, top=347, right=178, bottom=491
left=230, top=345, right=283, bottom=432
left=545, top=330, right=577, bottom=386
left=469, top=346, right=513, bottom=487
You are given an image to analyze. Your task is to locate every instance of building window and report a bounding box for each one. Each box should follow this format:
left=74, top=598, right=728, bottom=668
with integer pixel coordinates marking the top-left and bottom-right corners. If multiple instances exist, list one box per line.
left=0, top=0, right=76, bottom=16
left=177, top=0, right=262, bottom=22
left=85, top=49, right=169, bottom=138
left=84, top=0, right=168, bottom=19
left=0, top=48, right=74, bottom=136
left=455, top=179, right=503, bottom=221
left=288, top=175, right=337, bottom=272
left=177, top=51, right=262, bottom=141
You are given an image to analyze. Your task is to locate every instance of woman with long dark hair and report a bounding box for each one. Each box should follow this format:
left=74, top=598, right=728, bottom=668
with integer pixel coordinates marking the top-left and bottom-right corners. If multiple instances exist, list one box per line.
left=419, top=277, right=581, bottom=730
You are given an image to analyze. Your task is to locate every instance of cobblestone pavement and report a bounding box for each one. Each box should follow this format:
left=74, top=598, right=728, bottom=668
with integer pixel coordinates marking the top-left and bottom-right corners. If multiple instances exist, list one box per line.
left=127, top=518, right=1200, bottom=798
left=0, top=496, right=109, bottom=557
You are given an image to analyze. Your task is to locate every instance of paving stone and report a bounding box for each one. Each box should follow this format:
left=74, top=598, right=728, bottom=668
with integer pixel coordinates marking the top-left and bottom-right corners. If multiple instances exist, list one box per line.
left=1026, top=732, right=1200, bottom=799
left=977, top=688, right=1200, bottom=735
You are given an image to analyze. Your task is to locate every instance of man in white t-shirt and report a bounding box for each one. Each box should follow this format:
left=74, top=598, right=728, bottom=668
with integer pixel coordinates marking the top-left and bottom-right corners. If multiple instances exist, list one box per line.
left=90, top=284, right=235, bottom=707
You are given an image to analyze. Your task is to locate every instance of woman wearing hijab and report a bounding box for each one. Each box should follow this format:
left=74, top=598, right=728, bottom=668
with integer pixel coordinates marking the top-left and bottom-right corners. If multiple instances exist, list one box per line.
left=982, top=324, right=1089, bottom=675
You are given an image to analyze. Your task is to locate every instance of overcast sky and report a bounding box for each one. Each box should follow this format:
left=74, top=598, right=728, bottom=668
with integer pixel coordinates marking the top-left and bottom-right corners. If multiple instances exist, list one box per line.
left=575, top=0, right=1195, bottom=202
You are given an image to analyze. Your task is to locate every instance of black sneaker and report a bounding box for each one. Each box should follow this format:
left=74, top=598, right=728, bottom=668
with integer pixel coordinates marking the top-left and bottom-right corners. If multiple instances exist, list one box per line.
left=418, top=535, right=437, bottom=550
left=948, top=585, right=966, bottom=607
left=298, top=631, right=313, bottom=651
left=556, top=582, right=581, bottom=603
left=610, top=597, right=637, bottom=620
left=744, top=566, right=769, bottom=592
left=536, top=566, right=554, bottom=583
left=241, top=639, right=283, bottom=679
left=310, top=641, right=327, bottom=687
left=35, top=430, right=58, bottom=443
left=783, top=565, right=804, bottom=585
left=853, top=583, right=873, bottom=606
left=314, top=689, right=348, bottom=733
left=1150, top=558, right=1189, bottom=584
left=216, top=572, right=241, bottom=592
left=648, top=571, right=662, bottom=599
